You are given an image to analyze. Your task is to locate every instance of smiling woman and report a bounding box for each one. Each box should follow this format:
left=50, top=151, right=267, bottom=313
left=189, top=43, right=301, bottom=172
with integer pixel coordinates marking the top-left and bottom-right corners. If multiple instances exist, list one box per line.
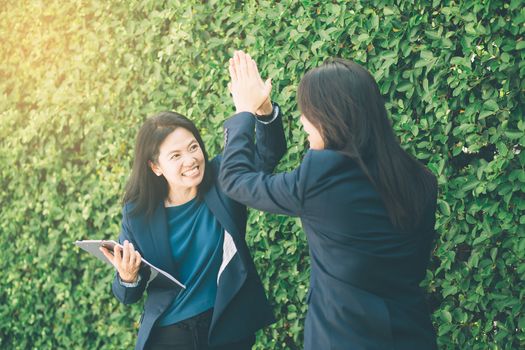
left=147, top=119, right=207, bottom=207
left=99, top=109, right=287, bottom=350
left=123, top=112, right=214, bottom=218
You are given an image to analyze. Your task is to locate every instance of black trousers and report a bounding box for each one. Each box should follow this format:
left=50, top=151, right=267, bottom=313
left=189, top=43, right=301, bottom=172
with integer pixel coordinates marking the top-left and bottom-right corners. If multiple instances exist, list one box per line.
left=146, top=309, right=255, bottom=350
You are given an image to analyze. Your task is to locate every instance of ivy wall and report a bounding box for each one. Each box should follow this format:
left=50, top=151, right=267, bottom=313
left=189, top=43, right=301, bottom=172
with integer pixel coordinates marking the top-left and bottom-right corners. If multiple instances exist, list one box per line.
left=1, top=0, right=523, bottom=349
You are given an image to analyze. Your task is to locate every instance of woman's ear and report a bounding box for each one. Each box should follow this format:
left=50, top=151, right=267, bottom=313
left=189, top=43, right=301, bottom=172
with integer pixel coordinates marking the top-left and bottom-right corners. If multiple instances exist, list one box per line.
left=149, top=160, right=162, bottom=176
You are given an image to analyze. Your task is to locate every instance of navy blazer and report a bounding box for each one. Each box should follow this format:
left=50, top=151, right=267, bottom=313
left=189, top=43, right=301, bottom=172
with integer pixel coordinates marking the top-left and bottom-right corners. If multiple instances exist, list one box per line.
left=219, top=112, right=438, bottom=350
left=111, top=112, right=286, bottom=350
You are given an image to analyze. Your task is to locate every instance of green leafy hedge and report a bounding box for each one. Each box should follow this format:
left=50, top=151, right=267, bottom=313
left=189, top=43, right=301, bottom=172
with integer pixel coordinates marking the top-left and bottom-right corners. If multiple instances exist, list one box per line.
left=1, top=0, right=523, bottom=349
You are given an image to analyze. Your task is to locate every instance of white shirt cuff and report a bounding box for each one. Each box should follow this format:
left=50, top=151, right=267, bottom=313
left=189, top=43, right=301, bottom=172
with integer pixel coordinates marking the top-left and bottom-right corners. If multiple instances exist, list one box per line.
left=118, top=274, right=141, bottom=287
left=255, top=104, right=279, bottom=125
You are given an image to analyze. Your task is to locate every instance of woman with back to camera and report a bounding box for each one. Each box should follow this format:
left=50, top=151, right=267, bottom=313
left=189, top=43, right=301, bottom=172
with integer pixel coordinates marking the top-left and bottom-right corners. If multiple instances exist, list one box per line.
left=99, top=97, right=286, bottom=349
left=219, top=50, right=438, bottom=349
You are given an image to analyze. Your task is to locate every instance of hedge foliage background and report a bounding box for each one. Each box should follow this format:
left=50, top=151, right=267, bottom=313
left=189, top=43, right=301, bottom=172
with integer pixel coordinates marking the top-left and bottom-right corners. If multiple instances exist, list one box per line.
left=1, top=0, right=523, bottom=349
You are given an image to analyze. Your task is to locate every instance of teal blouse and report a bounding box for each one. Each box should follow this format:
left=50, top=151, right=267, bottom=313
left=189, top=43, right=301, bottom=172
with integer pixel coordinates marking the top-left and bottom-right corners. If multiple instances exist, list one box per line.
left=157, top=198, right=224, bottom=326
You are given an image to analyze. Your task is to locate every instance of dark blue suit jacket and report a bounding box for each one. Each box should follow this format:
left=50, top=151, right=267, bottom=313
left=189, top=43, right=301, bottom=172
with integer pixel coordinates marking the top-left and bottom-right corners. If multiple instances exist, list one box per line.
left=112, top=113, right=286, bottom=350
left=219, top=112, right=438, bottom=350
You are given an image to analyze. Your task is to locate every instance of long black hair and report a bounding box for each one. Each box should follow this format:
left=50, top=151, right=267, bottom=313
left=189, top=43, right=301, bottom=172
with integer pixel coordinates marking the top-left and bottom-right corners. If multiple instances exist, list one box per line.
left=297, top=58, right=436, bottom=232
left=123, top=111, right=212, bottom=217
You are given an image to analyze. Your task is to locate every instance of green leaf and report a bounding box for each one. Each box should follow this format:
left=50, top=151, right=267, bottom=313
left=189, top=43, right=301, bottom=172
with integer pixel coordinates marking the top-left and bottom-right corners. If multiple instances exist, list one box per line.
left=483, top=99, right=499, bottom=112
left=496, top=142, right=509, bottom=156
left=356, top=33, right=369, bottom=43
left=468, top=251, right=480, bottom=268
left=441, top=309, right=452, bottom=323
left=438, top=199, right=451, bottom=216
left=504, top=130, right=523, bottom=139
left=442, top=286, right=458, bottom=298
left=383, top=7, right=395, bottom=15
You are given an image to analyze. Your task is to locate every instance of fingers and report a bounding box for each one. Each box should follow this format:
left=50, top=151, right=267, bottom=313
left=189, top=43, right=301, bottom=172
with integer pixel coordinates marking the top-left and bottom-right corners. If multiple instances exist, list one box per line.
left=251, top=59, right=264, bottom=84
left=111, top=240, right=142, bottom=283
left=122, top=241, right=130, bottom=265
left=234, top=51, right=242, bottom=79
left=232, top=51, right=264, bottom=83
left=114, top=240, right=140, bottom=267
left=263, top=78, right=272, bottom=97
left=134, top=251, right=142, bottom=267
left=114, top=243, right=122, bottom=263
left=125, top=241, right=139, bottom=266
left=229, top=58, right=237, bottom=83
left=244, top=53, right=253, bottom=79
left=99, top=247, right=115, bottom=266
left=236, top=51, right=249, bottom=79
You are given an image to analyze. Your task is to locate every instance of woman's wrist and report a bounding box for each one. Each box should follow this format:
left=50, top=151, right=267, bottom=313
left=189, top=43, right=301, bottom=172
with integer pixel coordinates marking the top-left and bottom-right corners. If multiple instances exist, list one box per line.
left=256, top=99, right=273, bottom=116
left=119, top=272, right=138, bottom=283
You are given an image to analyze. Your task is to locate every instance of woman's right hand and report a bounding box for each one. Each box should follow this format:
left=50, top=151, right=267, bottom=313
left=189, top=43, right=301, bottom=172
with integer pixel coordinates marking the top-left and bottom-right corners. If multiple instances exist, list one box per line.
left=100, top=240, right=142, bottom=283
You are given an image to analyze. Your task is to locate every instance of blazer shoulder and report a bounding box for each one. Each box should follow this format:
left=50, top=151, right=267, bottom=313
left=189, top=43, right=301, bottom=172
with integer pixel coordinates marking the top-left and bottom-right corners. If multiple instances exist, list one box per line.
left=294, top=150, right=367, bottom=204
left=122, top=201, right=143, bottom=218
left=121, top=201, right=149, bottom=230
left=305, top=148, right=355, bottom=163
left=122, top=202, right=134, bottom=218
left=301, top=149, right=360, bottom=180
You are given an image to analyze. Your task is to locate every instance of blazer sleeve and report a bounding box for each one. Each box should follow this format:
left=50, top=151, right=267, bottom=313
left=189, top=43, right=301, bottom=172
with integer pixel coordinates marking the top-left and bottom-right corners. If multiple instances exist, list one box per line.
left=111, top=207, right=151, bottom=305
left=219, top=112, right=314, bottom=217
left=250, top=103, right=287, bottom=174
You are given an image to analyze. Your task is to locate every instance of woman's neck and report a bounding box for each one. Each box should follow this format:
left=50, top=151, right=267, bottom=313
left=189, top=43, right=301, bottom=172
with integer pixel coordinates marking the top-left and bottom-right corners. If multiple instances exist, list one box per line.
left=165, top=186, right=198, bottom=207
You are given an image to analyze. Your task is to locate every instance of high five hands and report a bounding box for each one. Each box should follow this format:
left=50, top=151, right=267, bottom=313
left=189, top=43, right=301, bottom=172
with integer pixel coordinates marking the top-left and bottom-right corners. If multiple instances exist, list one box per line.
left=229, top=50, right=273, bottom=116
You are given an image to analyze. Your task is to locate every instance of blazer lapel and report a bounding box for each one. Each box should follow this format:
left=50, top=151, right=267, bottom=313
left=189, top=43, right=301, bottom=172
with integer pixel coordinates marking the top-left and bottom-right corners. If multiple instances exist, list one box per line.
left=147, top=201, right=176, bottom=273
left=204, top=184, right=240, bottom=236
left=205, top=184, right=248, bottom=327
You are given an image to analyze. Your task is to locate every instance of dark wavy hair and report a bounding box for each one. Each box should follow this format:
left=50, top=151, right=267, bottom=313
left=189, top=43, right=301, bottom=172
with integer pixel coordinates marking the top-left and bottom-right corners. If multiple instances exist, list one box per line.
left=297, top=58, right=436, bottom=232
left=123, top=112, right=212, bottom=217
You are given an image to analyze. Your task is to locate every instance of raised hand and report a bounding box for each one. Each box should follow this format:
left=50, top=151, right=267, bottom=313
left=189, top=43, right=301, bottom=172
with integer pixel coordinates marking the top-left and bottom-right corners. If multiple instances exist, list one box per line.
left=100, top=240, right=142, bottom=283
left=228, top=50, right=272, bottom=115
